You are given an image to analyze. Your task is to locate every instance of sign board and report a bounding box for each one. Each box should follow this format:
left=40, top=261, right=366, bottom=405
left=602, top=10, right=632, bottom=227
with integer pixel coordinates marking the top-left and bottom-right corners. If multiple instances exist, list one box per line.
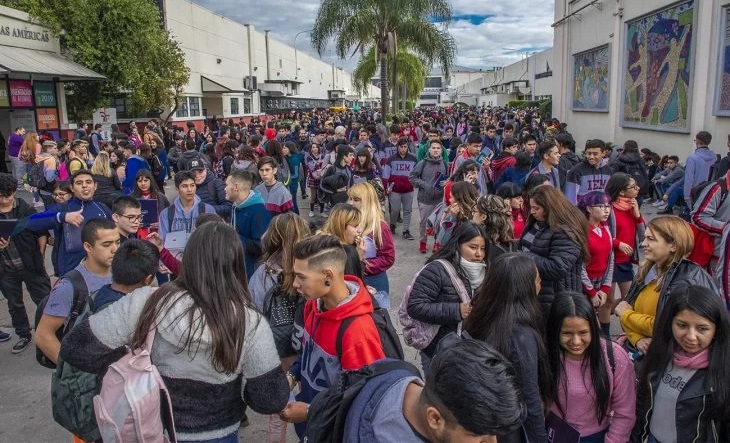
left=34, top=82, right=56, bottom=107
left=93, top=108, right=117, bottom=141
left=9, top=80, right=33, bottom=107
left=36, top=108, right=59, bottom=130
left=0, top=13, right=57, bottom=52
left=9, top=109, right=36, bottom=132
left=0, top=80, right=8, bottom=107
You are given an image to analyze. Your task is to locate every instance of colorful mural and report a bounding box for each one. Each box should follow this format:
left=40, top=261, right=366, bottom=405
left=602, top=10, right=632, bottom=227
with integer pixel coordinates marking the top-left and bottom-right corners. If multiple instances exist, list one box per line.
left=573, top=45, right=610, bottom=112
left=715, top=6, right=730, bottom=115
left=622, top=1, right=694, bottom=132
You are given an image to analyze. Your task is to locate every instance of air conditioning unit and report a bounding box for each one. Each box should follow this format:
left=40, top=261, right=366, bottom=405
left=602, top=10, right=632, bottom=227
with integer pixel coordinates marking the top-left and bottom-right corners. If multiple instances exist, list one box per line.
left=244, top=76, right=258, bottom=90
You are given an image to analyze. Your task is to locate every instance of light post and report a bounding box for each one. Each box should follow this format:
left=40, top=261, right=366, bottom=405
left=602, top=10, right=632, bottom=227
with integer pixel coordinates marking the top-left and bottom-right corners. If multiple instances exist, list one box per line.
left=294, top=29, right=313, bottom=79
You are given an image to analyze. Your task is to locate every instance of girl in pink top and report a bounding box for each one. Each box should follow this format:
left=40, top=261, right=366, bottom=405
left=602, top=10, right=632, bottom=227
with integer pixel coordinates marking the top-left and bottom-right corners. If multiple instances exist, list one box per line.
left=545, top=292, right=636, bottom=443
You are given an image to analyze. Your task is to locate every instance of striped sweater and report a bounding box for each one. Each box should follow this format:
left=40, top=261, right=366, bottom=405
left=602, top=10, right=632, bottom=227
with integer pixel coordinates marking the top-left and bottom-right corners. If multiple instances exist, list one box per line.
left=60, top=288, right=289, bottom=442
left=254, top=181, right=294, bottom=215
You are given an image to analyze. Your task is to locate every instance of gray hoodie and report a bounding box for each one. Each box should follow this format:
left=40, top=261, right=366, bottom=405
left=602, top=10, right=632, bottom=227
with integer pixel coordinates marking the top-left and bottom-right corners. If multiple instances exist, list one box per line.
left=684, top=147, right=718, bottom=204
left=409, top=157, right=448, bottom=205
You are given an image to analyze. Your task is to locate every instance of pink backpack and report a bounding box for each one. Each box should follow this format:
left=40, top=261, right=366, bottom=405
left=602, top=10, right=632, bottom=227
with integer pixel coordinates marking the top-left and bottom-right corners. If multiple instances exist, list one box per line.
left=93, top=325, right=177, bottom=443
left=398, top=259, right=471, bottom=350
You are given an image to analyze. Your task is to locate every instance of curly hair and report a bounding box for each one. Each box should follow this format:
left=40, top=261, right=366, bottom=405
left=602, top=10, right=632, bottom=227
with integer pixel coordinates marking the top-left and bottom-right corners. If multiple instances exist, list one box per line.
left=476, top=195, right=514, bottom=243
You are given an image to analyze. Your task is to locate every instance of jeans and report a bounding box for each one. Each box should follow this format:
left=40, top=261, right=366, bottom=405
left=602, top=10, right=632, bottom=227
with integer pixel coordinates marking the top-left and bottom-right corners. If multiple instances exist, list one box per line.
left=10, top=155, right=24, bottom=189
left=178, top=433, right=239, bottom=443
left=667, top=183, right=684, bottom=208
left=389, top=191, right=414, bottom=233
left=363, top=271, right=389, bottom=295
left=654, top=181, right=669, bottom=199
left=0, top=268, right=51, bottom=338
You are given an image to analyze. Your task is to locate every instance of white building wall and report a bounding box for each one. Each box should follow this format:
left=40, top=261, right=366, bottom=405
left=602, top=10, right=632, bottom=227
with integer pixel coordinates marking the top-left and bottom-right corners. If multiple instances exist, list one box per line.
left=553, top=0, right=729, bottom=159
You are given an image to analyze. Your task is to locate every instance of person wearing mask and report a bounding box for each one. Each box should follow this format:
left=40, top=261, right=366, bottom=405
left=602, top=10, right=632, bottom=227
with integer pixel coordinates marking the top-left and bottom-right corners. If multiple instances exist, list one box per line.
left=565, top=139, right=612, bottom=206
left=615, top=216, right=718, bottom=357
left=545, top=292, right=636, bottom=443
left=35, top=219, right=118, bottom=366
left=225, top=170, right=272, bottom=279
left=465, top=252, right=551, bottom=443
left=60, top=222, right=290, bottom=443
left=519, top=185, right=588, bottom=316
left=631, top=286, right=730, bottom=442
left=405, top=222, right=487, bottom=369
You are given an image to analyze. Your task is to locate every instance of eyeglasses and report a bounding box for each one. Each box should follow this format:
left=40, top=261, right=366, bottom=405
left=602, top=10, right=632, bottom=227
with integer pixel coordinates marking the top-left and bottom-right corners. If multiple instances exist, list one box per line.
left=625, top=184, right=640, bottom=190
left=118, top=214, right=143, bottom=222
left=589, top=204, right=611, bottom=210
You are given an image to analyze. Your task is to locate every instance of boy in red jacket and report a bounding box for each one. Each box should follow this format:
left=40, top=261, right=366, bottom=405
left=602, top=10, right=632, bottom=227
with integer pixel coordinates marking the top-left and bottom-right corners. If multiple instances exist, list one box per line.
left=280, top=235, right=385, bottom=437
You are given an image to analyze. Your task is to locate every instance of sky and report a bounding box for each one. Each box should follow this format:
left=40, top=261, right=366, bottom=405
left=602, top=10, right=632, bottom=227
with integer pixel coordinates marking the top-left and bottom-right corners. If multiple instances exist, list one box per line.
left=191, top=0, right=555, bottom=74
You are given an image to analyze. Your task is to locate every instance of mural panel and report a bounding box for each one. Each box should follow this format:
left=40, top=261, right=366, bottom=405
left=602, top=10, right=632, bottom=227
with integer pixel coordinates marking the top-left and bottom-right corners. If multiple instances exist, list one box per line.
left=715, top=6, right=730, bottom=116
left=573, top=45, right=610, bottom=112
left=622, top=1, right=695, bottom=132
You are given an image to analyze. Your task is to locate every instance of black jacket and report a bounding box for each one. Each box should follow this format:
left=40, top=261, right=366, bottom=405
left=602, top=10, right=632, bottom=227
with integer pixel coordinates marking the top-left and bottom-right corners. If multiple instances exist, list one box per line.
left=519, top=221, right=583, bottom=315
left=320, top=164, right=353, bottom=204
left=406, top=259, right=472, bottom=357
left=195, top=172, right=232, bottom=219
left=1, top=198, right=46, bottom=272
left=625, top=259, right=718, bottom=316
left=632, top=367, right=729, bottom=442
left=92, top=173, right=123, bottom=209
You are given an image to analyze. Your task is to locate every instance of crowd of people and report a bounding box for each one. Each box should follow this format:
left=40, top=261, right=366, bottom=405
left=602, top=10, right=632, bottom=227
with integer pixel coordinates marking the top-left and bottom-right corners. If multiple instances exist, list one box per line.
left=0, top=106, right=729, bottom=443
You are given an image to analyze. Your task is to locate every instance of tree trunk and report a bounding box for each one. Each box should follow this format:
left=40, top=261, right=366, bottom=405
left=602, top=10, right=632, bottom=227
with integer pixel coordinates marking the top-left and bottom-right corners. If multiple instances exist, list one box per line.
left=379, top=50, right=388, bottom=121
left=391, top=52, right=398, bottom=115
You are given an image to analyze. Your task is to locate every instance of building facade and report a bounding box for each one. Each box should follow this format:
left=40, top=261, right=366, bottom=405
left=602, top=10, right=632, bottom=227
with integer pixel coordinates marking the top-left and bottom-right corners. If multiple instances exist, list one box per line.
left=553, top=0, right=729, bottom=158
left=160, top=0, right=380, bottom=128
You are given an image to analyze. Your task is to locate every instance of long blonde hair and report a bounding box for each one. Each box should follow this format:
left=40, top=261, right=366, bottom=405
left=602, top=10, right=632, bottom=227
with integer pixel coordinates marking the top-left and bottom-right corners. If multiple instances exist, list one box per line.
left=90, top=151, right=113, bottom=177
left=347, top=182, right=384, bottom=246
left=322, top=203, right=361, bottom=244
left=636, top=215, right=694, bottom=284
left=262, top=213, right=311, bottom=294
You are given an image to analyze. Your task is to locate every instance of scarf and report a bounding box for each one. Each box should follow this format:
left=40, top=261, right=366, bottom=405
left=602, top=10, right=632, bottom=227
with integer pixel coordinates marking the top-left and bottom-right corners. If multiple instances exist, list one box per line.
left=673, top=347, right=710, bottom=369
left=460, top=257, right=486, bottom=290
left=612, top=197, right=634, bottom=212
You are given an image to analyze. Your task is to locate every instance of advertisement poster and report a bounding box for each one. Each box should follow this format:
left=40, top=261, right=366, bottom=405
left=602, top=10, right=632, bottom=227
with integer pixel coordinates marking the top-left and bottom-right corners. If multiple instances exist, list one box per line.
left=0, top=80, right=9, bottom=107
left=9, top=109, right=36, bottom=132
left=9, top=80, right=33, bottom=107
left=33, top=82, right=56, bottom=107
left=36, top=108, right=59, bottom=130
left=93, top=107, right=117, bottom=140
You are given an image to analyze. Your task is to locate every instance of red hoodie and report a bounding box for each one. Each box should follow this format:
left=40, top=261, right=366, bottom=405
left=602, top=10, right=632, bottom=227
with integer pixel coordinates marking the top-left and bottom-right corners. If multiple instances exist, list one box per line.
left=294, top=275, right=385, bottom=407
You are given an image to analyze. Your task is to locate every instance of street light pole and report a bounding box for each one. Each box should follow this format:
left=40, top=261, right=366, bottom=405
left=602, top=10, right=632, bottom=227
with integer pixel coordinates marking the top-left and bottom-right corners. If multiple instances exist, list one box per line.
left=294, top=29, right=313, bottom=79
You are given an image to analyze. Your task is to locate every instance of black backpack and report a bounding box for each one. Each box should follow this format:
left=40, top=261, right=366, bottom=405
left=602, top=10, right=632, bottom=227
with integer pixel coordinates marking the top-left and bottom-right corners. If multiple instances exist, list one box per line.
left=35, top=269, right=88, bottom=369
left=27, top=160, right=49, bottom=188
left=335, top=296, right=405, bottom=361
left=303, top=359, right=420, bottom=443
left=690, top=178, right=728, bottom=206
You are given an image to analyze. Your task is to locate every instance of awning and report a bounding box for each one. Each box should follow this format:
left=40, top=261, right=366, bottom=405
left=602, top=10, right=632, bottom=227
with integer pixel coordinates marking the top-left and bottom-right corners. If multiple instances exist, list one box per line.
left=0, top=45, right=105, bottom=81
left=201, top=75, right=248, bottom=93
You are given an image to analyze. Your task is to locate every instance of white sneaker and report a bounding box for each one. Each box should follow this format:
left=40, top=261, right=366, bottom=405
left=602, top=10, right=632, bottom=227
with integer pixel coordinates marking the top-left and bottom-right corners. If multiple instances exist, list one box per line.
left=656, top=203, right=668, bottom=210
left=308, top=211, right=314, bottom=217
left=651, top=200, right=663, bottom=207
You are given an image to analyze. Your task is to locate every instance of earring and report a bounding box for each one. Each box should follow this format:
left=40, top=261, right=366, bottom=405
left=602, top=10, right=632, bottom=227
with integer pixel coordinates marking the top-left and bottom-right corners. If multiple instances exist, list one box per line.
left=324, top=280, right=331, bottom=287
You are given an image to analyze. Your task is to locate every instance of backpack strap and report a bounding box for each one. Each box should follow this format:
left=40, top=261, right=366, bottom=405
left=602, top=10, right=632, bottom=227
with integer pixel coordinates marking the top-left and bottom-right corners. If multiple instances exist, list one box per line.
left=435, top=259, right=470, bottom=302
left=63, top=269, right=89, bottom=333
left=605, top=337, right=615, bottom=373
left=335, top=316, right=356, bottom=361
left=198, top=201, right=206, bottom=215
left=166, top=205, right=175, bottom=233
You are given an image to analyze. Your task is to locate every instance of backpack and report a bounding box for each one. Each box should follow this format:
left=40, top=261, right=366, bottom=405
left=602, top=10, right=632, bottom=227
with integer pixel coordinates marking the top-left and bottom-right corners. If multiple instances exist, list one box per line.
left=166, top=201, right=207, bottom=233
left=398, top=259, right=470, bottom=350
left=27, top=159, right=49, bottom=188
left=689, top=179, right=729, bottom=267
left=335, top=296, right=404, bottom=361
left=93, top=325, right=177, bottom=443
left=263, top=271, right=301, bottom=358
left=51, top=293, right=102, bottom=442
left=303, top=359, right=421, bottom=443
left=35, top=270, right=89, bottom=369
left=147, top=155, right=164, bottom=180
left=689, top=178, right=728, bottom=205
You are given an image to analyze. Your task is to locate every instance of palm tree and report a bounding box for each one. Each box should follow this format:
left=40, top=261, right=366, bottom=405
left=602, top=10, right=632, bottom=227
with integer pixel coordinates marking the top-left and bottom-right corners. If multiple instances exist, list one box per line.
left=311, top=0, right=456, bottom=118
left=352, top=46, right=427, bottom=112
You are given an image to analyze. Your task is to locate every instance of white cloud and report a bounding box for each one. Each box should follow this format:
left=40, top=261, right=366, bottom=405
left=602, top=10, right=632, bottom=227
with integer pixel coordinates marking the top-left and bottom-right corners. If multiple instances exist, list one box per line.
left=190, top=0, right=554, bottom=72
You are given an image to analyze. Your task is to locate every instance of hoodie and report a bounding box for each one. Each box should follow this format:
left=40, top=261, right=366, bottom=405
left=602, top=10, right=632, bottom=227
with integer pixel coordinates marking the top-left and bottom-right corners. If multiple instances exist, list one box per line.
left=177, top=150, right=205, bottom=172
left=565, top=160, right=612, bottom=205
left=122, top=155, right=150, bottom=194
left=254, top=181, right=294, bottom=215
left=410, top=157, right=448, bottom=205
left=158, top=195, right=215, bottom=242
left=491, top=152, right=516, bottom=184
left=232, top=191, right=271, bottom=279
left=291, top=276, right=385, bottom=417
left=383, top=152, right=417, bottom=193
left=684, top=147, right=719, bottom=205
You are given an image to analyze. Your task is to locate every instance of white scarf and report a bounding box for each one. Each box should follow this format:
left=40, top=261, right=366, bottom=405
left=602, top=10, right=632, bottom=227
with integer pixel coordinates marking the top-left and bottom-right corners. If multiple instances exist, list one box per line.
left=460, top=257, right=486, bottom=290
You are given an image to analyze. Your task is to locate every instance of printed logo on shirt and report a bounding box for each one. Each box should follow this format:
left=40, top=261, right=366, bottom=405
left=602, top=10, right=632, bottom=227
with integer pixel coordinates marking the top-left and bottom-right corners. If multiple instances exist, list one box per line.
left=661, top=373, right=688, bottom=392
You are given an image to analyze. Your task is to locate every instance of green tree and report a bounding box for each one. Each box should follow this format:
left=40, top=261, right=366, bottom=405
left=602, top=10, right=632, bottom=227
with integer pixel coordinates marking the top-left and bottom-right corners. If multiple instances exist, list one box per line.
left=352, top=46, right=427, bottom=112
left=1, top=0, right=189, bottom=121
left=311, top=0, right=456, bottom=118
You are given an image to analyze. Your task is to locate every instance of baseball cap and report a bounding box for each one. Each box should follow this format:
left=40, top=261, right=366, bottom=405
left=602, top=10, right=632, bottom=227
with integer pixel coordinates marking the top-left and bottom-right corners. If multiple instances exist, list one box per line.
left=190, top=159, right=205, bottom=171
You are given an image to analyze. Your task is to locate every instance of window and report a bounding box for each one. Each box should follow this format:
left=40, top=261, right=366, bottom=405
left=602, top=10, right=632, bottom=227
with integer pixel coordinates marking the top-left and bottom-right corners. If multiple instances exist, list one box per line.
left=188, top=97, right=201, bottom=117
left=244, top=98, right=251, bottom=114
left=230, top=97, right=239, bottom=115
left=424, top=77, right=443, bottom=88
left=176, top=98, right=189, bottom=118
left=112, top=97, right=129, bottom=119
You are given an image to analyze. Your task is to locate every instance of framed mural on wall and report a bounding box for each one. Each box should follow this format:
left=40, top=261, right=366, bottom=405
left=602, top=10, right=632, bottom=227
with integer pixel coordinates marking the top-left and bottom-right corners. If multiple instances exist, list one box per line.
left=572, top=44, right=610, bottom=112
left=714, top=5, right=730, bottom=116
left=621, top=0, right=695, bottom=132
